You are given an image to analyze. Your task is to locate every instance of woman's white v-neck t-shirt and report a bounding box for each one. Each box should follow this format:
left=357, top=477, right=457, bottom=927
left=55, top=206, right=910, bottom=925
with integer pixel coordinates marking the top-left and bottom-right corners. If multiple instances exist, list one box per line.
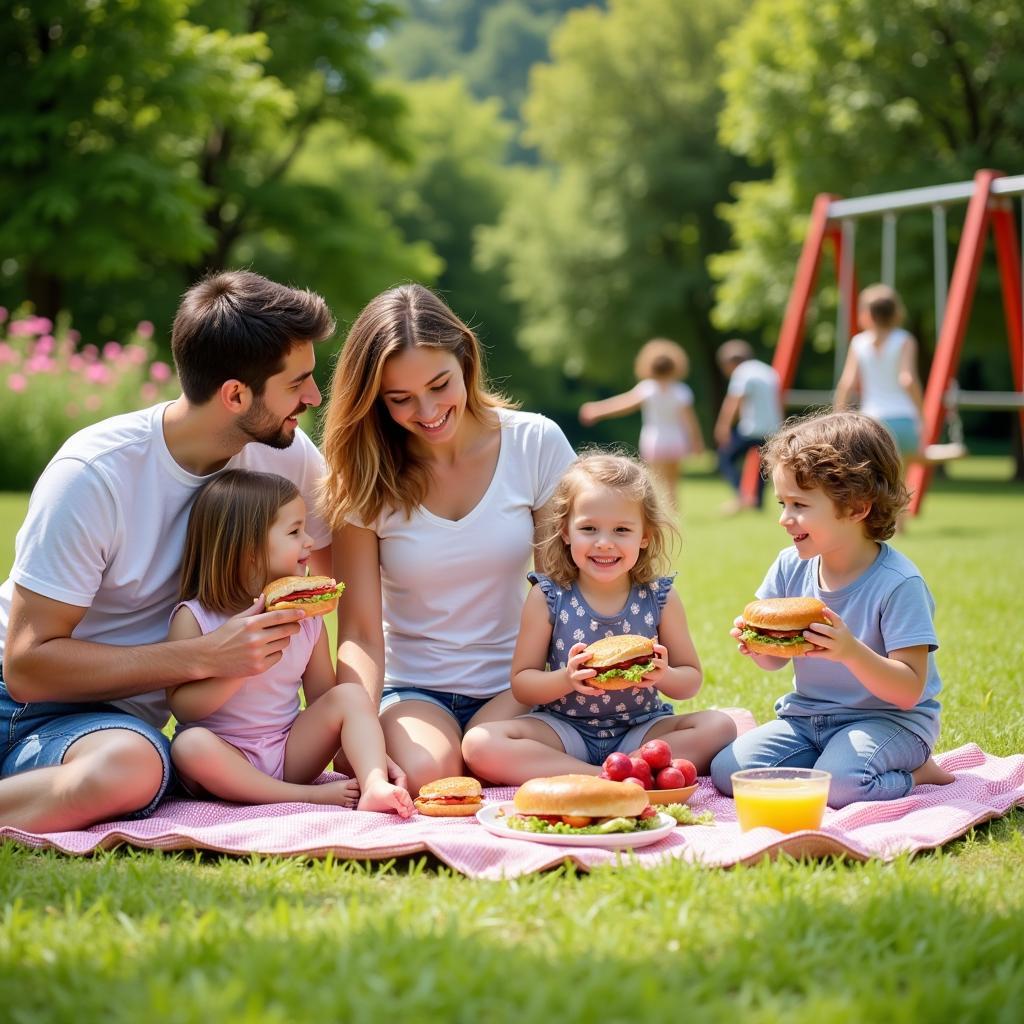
left=360, top=408, right=574, bottom=698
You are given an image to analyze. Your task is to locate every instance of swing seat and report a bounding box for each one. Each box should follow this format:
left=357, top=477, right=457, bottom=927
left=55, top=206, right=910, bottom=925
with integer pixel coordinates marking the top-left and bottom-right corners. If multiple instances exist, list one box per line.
left=924, top=441, right=968, bottom=463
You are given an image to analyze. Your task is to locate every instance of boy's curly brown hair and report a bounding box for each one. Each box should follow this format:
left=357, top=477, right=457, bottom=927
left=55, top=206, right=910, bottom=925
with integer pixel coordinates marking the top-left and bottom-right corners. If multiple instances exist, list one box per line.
left=761, top=412, right=909, bottom=541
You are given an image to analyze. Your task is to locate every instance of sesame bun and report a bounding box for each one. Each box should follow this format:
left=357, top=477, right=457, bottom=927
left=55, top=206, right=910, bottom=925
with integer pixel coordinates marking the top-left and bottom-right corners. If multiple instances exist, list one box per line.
left=583, top=635, right=655, bottom=689
left=740, top=597, right=828, bottom=657
left=513, top=774, right=649, bottom=819
left=414, top=776, right=483, bottom=817
left=262, top=575, right=343, bottom=619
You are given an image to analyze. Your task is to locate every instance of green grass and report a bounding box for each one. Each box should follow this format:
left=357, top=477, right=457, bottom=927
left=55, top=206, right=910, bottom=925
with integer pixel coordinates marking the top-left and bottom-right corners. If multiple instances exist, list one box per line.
left=2, top=459, right=1023, bottom=1022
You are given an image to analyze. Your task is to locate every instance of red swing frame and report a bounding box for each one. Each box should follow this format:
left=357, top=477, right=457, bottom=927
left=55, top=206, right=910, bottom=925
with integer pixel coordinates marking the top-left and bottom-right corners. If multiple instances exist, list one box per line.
left=741, top=169, right=1024, bottom=516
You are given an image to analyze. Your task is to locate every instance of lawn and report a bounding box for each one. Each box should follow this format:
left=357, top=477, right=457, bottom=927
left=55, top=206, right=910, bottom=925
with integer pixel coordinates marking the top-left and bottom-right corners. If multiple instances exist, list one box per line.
left=1, top=460, right=1023, bottom=1022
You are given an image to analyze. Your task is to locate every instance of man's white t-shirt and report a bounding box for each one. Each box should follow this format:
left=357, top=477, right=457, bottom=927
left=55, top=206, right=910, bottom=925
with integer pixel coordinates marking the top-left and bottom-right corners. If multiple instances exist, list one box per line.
left=0, top=402, right=330, bottom=727
left=355, top=408, right=575, bottom=699
left=727, top=359, right=783, bottom=437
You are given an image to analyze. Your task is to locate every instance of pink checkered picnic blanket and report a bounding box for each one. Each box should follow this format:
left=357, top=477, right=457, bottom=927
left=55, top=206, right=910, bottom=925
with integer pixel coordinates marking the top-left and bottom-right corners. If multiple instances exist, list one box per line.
left=3, top=741, right=1021, bottom=877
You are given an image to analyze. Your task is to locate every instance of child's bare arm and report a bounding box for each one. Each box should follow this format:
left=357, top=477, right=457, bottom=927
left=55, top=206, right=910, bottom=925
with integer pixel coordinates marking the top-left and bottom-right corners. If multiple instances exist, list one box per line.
left=681, top=405, right=705, bottom=454
left=643, top=590, right=702, bottom=700
left=300, top=628, right=335, bottom=706
left=511, top=587, right=604, bottom=702
left=804, top=609, right=928, bottom=709
left=579, top=386, right=644, bottom=426
left=166, top=607, right=248, bottom=722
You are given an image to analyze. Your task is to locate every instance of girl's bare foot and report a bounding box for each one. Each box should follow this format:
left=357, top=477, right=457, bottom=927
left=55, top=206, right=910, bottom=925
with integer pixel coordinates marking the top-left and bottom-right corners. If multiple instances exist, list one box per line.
left=912, top=756, right=955, bottom=788
left=306, top=778, right=360, bottom=808
left=357, top=778, right=415, bottom=818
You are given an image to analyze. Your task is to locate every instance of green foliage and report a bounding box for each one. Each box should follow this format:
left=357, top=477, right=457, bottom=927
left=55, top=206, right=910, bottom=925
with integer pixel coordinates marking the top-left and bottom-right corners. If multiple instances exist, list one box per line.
left=0, top=0, right=431, bottom=348
left=478, top=0, right=754, bottom=434
left=0, top=462, right=1023, bottom=1019
left=712, top=0, right=1024, bottom=389
left=383, top=0, right=599, bottom=117
left=0, top=310, right=178, bottom=491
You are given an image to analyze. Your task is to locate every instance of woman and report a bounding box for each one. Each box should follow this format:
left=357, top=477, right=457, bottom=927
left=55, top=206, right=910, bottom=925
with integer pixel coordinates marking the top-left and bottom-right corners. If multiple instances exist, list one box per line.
left=319, top=284, right=575, bottom=791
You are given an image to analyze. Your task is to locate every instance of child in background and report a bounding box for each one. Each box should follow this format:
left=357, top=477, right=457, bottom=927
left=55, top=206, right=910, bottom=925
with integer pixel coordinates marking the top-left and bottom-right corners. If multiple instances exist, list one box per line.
left=714, top=339, right=783, bottom=514
left=579, top=338, right=704, bottom=508
left=834, top=284, right=926, bottom=463
left=166, top=469, right=413, bottom=815
left=709, top=412, right=954, bottom=808
left=462, top=453, right=736, bottom=785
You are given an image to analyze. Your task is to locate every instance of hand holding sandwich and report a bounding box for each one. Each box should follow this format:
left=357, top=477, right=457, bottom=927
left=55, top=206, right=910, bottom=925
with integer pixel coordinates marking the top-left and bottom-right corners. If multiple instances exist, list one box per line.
left=733, top=597, right=929, bottom=709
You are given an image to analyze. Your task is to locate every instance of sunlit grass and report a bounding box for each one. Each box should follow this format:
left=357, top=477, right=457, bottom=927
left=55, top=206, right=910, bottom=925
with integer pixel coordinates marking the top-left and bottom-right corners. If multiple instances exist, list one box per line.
left=1, top=457, right=1022, bottom=1020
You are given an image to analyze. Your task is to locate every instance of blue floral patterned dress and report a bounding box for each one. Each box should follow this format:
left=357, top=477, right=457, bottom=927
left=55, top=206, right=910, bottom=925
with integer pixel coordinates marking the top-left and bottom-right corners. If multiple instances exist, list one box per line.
left=527, top=571, right=675, bottom=741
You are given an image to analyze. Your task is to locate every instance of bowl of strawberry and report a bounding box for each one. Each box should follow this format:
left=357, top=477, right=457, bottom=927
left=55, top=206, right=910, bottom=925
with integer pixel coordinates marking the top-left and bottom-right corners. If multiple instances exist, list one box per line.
left=598, top=739, right=698, bottom=805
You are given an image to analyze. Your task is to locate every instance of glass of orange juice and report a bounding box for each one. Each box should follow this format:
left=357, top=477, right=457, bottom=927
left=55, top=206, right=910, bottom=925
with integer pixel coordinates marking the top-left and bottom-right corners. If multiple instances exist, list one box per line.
left=731, top=768, right=831, bottom=833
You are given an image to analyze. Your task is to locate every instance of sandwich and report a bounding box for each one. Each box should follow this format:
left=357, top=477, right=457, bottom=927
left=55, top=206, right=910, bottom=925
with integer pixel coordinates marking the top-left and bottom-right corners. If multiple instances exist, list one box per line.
left=738, top=597, right=829, bottom=657
left=583, top=634, right=655, bottom=689
left=506, top=774, right=659, bottom=835
left=414, top=776, right=483, bottom=817
left=263, top=575, right=345, bottom=618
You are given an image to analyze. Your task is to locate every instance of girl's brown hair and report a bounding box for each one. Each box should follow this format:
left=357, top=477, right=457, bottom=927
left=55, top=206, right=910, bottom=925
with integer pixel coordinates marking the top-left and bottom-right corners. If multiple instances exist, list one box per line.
left=536, top=451, right=679, bottom=588
left=318, top=284, right=515, bottom=528
left=761, top=412, right=909, bottom=541
left=634, top=338, right=689, bottom=381
left=858, top=283, right=904, bottom=329
left=179, top=470, right=300, bottom=614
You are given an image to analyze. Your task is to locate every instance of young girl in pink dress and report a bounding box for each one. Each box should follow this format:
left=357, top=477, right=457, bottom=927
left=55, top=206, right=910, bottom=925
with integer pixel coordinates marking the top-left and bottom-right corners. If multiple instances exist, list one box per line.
left=166, top=469, right=413, bottom=815
left=579, top=338, right=704, bottom=508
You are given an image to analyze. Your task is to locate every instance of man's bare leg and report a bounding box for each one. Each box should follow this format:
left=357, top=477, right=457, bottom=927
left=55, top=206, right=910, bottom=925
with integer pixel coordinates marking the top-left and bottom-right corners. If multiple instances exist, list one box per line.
left=0, top=729, right=165, bottom=831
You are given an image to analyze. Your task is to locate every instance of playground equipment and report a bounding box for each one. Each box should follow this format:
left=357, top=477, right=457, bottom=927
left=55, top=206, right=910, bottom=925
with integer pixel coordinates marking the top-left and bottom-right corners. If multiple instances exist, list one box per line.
left=742, top=169, right=1024, bottom=515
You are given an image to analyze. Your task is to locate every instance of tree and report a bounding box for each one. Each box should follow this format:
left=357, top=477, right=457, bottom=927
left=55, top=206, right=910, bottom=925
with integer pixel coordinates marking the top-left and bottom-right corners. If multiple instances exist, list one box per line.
left=0, top=0, right=434, bottom=343
left=0, top=1, right=231, bottom=315
left=309, top=77, right=539, bottom=390
left=477, top=0, right=751, bottom=433
left=382, top=0, right=600, bottom=119
left=712, top=0, right=1024, bottom=372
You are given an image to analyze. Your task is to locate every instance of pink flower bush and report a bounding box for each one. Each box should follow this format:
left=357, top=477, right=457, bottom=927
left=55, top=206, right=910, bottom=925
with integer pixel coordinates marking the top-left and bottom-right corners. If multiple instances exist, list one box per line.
left=0, top=307, right=179, bottom=489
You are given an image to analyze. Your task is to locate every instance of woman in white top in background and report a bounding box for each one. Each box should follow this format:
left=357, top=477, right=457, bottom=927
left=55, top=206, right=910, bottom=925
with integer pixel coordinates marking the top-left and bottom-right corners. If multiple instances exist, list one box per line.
left=318, top=284, right=575, bottom=792
left=835, top=284, right=926, bottom=465
left=579, top=338, right=704, bottom=508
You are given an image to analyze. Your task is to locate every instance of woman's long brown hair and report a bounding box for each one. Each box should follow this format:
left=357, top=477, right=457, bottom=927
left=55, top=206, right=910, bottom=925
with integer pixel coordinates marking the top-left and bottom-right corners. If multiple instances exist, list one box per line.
left=318, top=284, right=514, bottom=528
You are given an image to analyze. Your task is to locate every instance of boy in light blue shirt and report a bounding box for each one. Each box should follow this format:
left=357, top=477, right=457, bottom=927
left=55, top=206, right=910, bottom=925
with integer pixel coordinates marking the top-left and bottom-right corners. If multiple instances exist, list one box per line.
left=711, top=411, right=955, bottom=808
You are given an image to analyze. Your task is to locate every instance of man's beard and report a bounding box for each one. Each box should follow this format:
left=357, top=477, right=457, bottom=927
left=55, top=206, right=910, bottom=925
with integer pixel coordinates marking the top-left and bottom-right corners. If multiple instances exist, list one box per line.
left=239, top=400, right=304, bottom=449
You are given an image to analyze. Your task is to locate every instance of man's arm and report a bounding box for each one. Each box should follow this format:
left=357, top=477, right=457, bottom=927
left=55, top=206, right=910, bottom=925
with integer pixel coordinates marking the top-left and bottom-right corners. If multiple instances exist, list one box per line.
left=2, top=584, right=305, bottom=704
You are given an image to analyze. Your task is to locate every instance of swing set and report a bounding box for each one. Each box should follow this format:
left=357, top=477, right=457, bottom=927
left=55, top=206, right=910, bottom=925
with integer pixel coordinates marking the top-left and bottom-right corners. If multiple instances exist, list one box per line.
left=742, top=168, right=1024, bottom=515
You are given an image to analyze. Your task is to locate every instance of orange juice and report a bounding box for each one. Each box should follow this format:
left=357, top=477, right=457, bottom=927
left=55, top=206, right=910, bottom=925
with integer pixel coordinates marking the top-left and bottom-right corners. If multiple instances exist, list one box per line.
left=731, top=768, right=831, bottom=833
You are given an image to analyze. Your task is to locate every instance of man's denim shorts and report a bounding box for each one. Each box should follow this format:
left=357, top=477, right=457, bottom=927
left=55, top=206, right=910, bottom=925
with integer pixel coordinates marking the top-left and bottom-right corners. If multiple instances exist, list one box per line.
left=379, top=686, right=492, bottom=732
left=0, top=673, right=173, bottom=819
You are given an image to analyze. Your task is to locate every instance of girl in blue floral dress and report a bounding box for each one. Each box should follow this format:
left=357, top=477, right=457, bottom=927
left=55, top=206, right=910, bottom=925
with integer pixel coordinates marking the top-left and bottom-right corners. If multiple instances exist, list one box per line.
left=462, top=452, right=736, bottom=785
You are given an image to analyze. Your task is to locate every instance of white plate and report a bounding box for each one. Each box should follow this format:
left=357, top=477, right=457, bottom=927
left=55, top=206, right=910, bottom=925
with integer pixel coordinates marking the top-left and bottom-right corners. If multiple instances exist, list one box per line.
left=475, top=802, right=676, bottom=849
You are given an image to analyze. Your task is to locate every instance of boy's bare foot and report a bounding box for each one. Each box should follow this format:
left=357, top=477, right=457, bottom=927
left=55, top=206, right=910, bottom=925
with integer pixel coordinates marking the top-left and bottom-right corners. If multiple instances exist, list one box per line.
left=357, top=778, right=415, bottom=818
left=307, top=778, right=360, bottom=808
left=912, top=756, right=955, bottom=788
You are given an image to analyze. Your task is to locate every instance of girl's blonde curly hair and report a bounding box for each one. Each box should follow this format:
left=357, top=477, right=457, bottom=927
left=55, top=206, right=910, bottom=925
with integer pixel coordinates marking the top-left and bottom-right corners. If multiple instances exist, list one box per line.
left=535, top=451, right=679, bottom=588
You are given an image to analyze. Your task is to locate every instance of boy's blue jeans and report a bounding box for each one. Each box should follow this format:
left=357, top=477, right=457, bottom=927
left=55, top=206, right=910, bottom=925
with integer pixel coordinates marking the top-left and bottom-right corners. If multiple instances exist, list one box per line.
left=710, top=712, right=931, bottom=808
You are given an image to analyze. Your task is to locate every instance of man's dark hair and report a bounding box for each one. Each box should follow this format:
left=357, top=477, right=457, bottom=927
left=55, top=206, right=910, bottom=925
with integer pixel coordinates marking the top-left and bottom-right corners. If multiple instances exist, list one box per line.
left=171, top=271, right=336, bottom=403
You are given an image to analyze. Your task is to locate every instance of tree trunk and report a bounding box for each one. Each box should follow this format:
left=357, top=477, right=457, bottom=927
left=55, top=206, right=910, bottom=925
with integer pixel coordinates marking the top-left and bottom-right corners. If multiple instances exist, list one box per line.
left=25, top=265, right=62, bottom=321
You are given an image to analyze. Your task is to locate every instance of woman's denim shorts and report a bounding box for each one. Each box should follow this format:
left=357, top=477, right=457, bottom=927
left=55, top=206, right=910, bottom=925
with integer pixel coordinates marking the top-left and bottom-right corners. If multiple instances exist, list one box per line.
left=379, top=686, right=492, bottom=732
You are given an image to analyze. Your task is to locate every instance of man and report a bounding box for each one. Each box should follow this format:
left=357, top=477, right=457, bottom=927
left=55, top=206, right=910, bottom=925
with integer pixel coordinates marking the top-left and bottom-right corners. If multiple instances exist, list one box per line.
left=0, top=271, right=334, bottom=831
left=714, top=339, right=783, bottom=513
